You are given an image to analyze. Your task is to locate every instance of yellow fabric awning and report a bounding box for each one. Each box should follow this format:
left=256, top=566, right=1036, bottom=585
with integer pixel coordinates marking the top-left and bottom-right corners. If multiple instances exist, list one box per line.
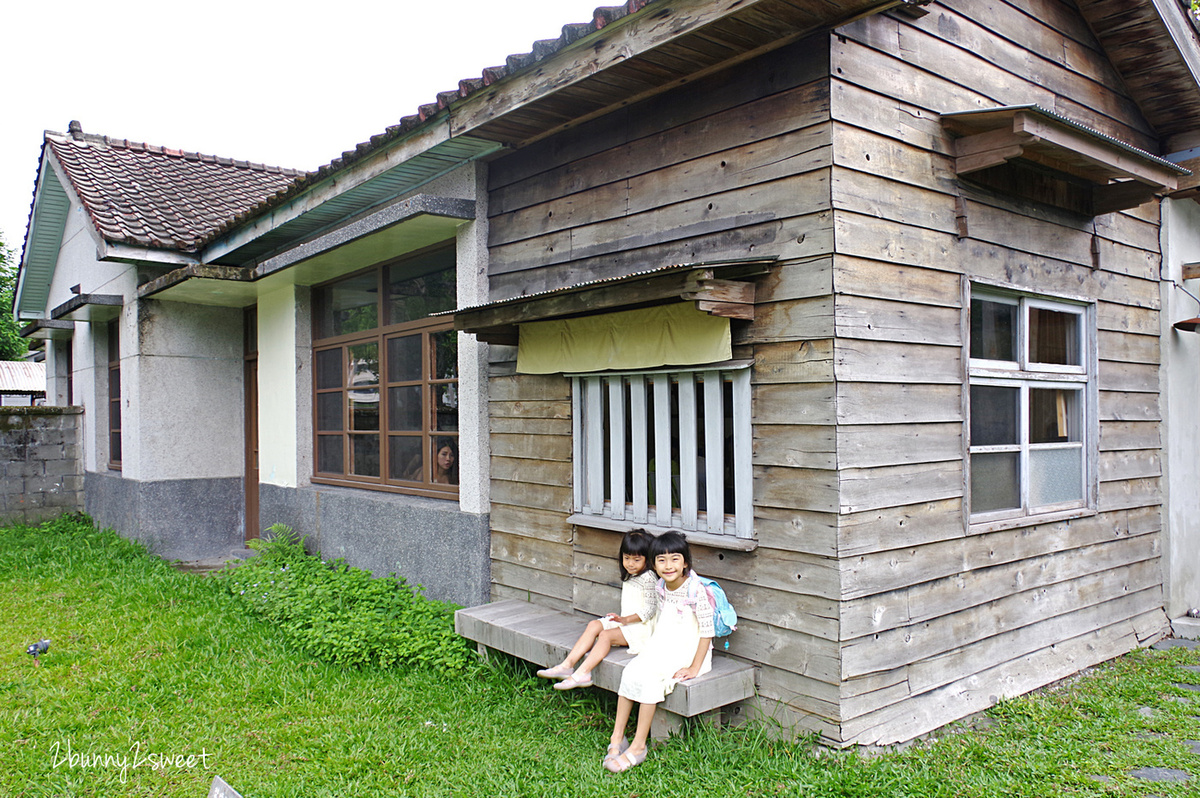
left=516, top=303, right=731, bottom=374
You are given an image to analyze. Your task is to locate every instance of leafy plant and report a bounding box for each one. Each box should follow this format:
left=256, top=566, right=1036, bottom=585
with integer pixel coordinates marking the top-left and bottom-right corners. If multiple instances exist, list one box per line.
left=214, top=523, right=474, bottom=673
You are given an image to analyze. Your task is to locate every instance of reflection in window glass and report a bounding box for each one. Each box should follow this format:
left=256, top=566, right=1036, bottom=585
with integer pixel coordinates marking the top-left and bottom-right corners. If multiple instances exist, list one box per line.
left=388, top=386, right=423, bottom=431
left=316, top=349, right=342, bottom=390
left=969, top=385, right=1019, bottom=446
left=436, top=384, right=459, bottom=432
left=351, top=434, right=380, bottom=477
left=433, top=330, right=458, bottom=380
left=1030, top=388, right=1079, bottom=443
left=388, top=249, right=456, bottom=324
left=968, top=288, right=1090, bottom=520
left=387, top=335, right=422, bottom=382
left=1029, top=307, right=1080, bottom=366
left=312, top=247, right=458, bottom=495
left=316, top=272, right=378, bottom=338
left=970, top=298, right=1017, bottom=361
left=317, top=393, right=343, bottom=431
left=317, top=436, right=344, bottom=474
left=347, top=343, right=379, bottom=388
left=350, top=395, right=380, bottom=431
left=389, top=436, right=422, bottom=481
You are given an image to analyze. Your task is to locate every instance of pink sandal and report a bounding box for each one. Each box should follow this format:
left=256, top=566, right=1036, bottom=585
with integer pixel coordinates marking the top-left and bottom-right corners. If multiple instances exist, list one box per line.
left=604, top=747, right=647, bottom=773
left=553, top=672, right=593, bottom=690
left=536, top=663, right=573, bottom=679
left=603, top=738, right=629, bottom=763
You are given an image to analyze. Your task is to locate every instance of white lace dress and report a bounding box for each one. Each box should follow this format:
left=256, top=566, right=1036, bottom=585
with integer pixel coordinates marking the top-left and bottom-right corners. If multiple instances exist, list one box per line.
left=617, top=573, right=714, bottom=704
left=600, top=569, right=658, bottom=654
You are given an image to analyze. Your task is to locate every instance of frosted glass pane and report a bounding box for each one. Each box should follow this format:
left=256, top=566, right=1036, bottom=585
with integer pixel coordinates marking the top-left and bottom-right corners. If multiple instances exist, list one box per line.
left=1030, top=447, right=1083, bottom=506
left=971, top=452, right=1019, bottom=513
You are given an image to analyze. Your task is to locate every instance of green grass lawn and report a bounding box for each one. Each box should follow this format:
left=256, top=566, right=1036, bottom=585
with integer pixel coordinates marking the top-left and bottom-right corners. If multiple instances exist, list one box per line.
left=2, top=515, right=1198, bottom=797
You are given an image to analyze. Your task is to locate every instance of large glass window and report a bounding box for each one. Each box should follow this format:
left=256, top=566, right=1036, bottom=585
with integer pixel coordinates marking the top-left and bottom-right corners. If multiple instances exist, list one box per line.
left=968, top=289, right=1090, bottom=520
left=313, top=246, right=458, bottom=497
left=572, top=365, right=753, bottom=538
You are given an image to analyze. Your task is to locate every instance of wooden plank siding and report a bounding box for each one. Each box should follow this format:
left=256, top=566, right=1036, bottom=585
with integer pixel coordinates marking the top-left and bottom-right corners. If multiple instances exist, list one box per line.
left=825, top=1, right=1168, bottom=745
left=477, top=0, right=1171, bottom=749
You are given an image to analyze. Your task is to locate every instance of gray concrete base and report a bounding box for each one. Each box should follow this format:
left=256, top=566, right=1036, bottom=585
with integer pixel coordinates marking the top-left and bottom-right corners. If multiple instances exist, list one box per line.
left=259, top=482, right=490, bottom=607
left=1171, top=616, right=1200, bottom=640
left=85, top=471, right=244, bottom=561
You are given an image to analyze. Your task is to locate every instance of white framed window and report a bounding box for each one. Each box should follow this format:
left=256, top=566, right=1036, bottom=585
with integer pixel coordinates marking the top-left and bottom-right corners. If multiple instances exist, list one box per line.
left=968, top=288, right=1093, bottom=521
left=571, top=364, right=753, bottom=538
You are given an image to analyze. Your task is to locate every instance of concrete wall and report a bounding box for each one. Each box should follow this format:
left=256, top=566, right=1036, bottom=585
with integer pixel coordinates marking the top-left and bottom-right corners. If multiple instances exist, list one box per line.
left=259, top=483, right=489, bottom=607
left=127, top=299, right=243, bottom=481
left=85, top=471, right=244, bottom=560
left=0, top=407, right=84, bottom=524
left=1161, top=198, right=1200, bottom=629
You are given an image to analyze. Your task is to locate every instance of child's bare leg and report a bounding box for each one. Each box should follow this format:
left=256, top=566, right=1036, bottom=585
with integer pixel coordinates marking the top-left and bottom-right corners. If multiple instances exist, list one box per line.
left=538, top=619, right=605, bottom=678
left=607, top=701, right=657, bottom=771
left=626, top=701, right=657, bottom=757
left=539, top=619, right=603, bottom=677
left=573, top=628, right=626, bottom=680
left=611, top=695, right=635, bottom=747
left=562, top=618, right=604, bottom=667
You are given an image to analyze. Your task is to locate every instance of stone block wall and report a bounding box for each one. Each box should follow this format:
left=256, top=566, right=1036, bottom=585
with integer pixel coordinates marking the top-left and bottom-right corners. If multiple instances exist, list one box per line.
left=0, top=407, right=84, bottom=524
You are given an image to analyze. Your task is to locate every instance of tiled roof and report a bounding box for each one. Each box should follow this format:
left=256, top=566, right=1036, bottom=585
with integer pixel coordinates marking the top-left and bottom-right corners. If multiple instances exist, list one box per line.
left=46, top=122, right=307, bottom=252
left=203, top=0, right=660, bottom=245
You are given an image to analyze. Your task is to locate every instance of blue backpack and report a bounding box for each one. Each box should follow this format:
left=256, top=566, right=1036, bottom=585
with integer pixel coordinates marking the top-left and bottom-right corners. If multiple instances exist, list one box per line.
left=687, top=574, right=738, bottom=639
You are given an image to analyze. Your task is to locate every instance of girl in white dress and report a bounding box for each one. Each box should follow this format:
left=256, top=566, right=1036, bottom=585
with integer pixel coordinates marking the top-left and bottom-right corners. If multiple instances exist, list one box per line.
left=536, top=530, right=657, bottom=691
left=605, top=531, right=713, bottom=773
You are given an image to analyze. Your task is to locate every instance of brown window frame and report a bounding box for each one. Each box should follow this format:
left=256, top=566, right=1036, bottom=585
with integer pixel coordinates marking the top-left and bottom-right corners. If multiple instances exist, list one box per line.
left=311, top=248, right=459, bottom=500
left=107, top=319, right=121, bottom=471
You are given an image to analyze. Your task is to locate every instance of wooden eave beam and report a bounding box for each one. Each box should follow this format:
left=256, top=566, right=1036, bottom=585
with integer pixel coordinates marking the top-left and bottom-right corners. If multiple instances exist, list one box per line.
left=450, top=0, right=897, bottom=148
left=455, top=265, right=769, bottom=336
left=950, top=109, right=1183, bottom=196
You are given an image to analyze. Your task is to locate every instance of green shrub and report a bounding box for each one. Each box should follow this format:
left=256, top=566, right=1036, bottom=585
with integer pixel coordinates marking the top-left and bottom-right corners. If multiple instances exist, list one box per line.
left=214, top=524, right=475, bottom=673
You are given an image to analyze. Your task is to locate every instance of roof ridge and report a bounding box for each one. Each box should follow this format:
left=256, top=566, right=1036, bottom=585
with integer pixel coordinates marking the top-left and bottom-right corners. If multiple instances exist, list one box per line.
left=44, top=122, right=310, bottom=179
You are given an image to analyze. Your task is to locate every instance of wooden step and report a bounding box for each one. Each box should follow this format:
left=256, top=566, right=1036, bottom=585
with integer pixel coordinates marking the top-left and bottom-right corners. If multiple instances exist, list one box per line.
left=456, top=598, right=757, bottom=720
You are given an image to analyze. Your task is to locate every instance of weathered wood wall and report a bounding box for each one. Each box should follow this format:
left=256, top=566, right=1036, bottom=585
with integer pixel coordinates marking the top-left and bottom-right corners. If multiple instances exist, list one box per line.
left=481, top=0, right=1171, bottom=747
left=828, top=0, right=1169, bottom=745
left=486, top=32, right=849, bottom=741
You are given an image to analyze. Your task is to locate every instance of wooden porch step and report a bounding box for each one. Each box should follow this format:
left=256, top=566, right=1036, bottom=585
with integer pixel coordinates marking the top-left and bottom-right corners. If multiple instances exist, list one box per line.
left=455, top=598, right=757, bottom=726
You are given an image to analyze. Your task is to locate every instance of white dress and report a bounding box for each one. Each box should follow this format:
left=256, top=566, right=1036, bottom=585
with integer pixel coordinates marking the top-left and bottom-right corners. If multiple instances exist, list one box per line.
left=600, top=569, right=658, bottom=654
left=618, top=573, right=715, bottom=704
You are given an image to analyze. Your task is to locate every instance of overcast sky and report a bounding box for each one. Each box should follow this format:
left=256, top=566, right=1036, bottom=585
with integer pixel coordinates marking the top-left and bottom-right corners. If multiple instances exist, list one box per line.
left=0, top=0, right=611, bottom=254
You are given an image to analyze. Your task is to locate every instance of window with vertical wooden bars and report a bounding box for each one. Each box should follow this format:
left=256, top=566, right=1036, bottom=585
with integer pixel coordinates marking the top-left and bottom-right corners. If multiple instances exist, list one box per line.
left=572, top=365, right=752, bottom=538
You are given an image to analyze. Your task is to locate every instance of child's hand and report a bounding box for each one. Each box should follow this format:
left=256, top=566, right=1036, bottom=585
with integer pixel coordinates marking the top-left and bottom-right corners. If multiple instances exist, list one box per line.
left=604, top=613, right=620, bottom=623
left=674, top=666, right=700, bottom=681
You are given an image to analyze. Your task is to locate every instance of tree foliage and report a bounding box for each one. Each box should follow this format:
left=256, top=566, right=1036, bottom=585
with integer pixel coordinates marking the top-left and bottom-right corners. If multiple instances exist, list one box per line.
left=0, top=234, right=28, bottom=361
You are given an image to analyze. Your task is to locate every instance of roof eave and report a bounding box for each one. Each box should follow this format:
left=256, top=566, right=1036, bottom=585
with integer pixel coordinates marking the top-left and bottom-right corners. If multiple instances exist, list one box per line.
left=201, top=0, right=900, bottom=268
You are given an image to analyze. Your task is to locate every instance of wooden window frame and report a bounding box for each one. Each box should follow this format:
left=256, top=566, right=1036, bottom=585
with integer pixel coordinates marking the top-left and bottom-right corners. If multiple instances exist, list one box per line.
left=311, top=254, right=459, bottom=501
left=570, top=363, right=753, bottom=539
left=107, top=319, right=121, bottom=471
left=967, top=287, right=1096, bottom=524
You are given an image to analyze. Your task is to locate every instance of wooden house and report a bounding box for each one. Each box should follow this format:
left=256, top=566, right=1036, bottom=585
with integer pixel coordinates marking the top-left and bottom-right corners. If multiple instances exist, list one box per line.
left=13, top=0, right=1200, bottom=745
left=452, top=0, right=1200, bottom=745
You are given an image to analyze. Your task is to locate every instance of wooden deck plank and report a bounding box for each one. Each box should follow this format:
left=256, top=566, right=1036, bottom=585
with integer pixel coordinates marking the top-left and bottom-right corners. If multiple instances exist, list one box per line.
left=456, top=599, right=757, bottom=717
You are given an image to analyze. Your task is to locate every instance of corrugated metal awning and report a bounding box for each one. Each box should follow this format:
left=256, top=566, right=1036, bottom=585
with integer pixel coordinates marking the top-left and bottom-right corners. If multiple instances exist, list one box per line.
left=0, top=361, right=46, bottom=394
